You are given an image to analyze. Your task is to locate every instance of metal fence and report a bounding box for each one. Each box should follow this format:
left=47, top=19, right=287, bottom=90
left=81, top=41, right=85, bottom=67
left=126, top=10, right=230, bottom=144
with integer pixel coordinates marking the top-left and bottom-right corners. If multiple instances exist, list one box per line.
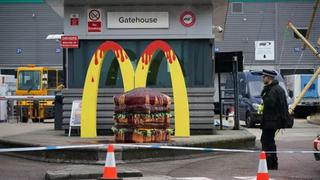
left=0, top=96, right=55, bottom=123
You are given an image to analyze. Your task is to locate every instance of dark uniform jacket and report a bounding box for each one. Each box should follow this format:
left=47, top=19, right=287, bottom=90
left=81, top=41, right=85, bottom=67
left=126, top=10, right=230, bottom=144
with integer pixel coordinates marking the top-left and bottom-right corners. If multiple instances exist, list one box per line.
left=261, top=80, right=288, bottom=130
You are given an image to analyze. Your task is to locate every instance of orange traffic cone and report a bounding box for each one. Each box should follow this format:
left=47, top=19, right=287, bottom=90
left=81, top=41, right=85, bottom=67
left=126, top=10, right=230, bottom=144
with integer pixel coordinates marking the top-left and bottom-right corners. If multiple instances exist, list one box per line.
left=99, top=144, right=122, bottom=180
left=256, top=151, right=269, bottom=180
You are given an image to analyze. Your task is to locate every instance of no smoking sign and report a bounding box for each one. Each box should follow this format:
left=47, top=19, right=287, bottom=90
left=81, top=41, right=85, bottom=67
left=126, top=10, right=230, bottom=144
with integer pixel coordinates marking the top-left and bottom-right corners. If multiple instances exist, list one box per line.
left=89, top=9, right=100, bottom=21
left=87, top=8, right=102, bottom=32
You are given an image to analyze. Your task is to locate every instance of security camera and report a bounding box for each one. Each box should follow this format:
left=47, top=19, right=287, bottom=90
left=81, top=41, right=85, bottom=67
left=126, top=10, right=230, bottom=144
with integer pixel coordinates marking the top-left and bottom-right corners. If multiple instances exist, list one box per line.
left=216, top=26, right=223, bottom=33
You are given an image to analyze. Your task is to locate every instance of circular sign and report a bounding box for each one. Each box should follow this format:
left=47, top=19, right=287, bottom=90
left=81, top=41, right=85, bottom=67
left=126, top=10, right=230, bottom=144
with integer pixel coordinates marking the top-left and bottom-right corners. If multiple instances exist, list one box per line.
left=89, top=9, right=100, bottom=21
left=180, top=11, right=196, bottom=27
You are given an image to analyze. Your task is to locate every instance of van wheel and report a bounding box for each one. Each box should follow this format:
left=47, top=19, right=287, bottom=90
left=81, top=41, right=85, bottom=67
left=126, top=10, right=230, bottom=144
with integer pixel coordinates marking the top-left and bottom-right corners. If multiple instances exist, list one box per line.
left=21, top=116, right=29, bottom=123
left=32, top=118, right=42, bottom=123
left=225, top=109, right=229, bottom=120
left=246, top=112, right=255, bottom=128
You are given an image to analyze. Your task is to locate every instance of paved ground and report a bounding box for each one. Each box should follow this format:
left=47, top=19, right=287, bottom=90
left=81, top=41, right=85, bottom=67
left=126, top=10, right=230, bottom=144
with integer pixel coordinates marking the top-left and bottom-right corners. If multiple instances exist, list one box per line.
left=0, top=122, right=254, bottom=147
left=125, top=119, right=320, bottom=180
left=0, top=121, right=256, bottom=179
left=0, top=118, right=319, bottom=179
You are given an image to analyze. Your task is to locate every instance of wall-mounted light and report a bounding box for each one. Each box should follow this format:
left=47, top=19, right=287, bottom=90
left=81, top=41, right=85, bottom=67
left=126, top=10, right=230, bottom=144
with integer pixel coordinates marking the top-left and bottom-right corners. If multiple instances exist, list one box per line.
left=46, top=34, right=63, bottom=40
left=32, top=13, right=36, bottom=18
left=212, top=25, right=224, bottom=33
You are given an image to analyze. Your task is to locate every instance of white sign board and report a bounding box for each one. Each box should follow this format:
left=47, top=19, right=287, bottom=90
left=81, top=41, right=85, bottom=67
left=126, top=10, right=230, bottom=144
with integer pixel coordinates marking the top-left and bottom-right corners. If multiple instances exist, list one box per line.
left=69, top=100, right=81, bottom=136
left=255, top=41, right=275, bottom=60
left=107, top=12, right=169, bottom=29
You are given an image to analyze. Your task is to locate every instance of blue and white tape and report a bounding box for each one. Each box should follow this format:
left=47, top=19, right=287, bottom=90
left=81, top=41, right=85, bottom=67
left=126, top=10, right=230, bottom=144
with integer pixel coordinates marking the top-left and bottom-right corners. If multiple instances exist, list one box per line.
left=0, top=143, right=319, bottom=154
left=0, top=144, right=105, bottom=153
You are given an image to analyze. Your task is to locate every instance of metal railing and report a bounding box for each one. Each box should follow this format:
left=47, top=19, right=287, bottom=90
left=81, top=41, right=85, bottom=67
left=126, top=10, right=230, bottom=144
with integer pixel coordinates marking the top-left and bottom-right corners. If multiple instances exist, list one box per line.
left=0, top=95, right=55, bottom=123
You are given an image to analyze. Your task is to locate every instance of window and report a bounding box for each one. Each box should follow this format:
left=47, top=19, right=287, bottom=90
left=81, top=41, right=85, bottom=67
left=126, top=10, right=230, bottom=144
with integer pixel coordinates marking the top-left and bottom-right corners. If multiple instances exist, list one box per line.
left=70, top=39, right=212, bottom=88
left=280, top=69, right=314, bottom=76
left=1, top=69, right=16, bottom=76
left=232, top=2, right=243, bottom=13
left=18, top=70, right=41, bottom=90
left=105, top=49, right=137, bottom=87
left=47, top=70, right=64, bottom=88
left=57, top=70, right=63, bottom=85
left=293, top=28, right=307, bottom=39
left=48, top=70, right=57, bottom=89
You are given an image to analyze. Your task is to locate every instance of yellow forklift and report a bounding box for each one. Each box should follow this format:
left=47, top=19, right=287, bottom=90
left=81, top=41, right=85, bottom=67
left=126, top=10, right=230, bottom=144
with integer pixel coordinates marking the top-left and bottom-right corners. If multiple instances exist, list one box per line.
left=15, top=65, right=63, bottom=122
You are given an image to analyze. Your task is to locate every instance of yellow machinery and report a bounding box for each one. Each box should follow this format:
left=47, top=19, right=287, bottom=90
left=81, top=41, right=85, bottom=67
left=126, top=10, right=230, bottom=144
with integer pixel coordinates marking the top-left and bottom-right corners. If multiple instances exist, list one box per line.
left=15, top=65, right=63, bottom=122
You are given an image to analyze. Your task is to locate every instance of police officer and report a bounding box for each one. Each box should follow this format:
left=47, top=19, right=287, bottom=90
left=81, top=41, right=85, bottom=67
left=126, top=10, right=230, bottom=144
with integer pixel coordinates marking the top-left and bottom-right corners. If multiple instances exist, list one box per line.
left=260, top=69, right=288, bottom=170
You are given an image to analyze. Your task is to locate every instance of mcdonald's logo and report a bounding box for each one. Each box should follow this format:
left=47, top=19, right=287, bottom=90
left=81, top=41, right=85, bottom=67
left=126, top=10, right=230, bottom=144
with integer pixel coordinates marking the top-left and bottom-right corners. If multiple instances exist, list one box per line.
left=81, top=40, right=190, bottom=138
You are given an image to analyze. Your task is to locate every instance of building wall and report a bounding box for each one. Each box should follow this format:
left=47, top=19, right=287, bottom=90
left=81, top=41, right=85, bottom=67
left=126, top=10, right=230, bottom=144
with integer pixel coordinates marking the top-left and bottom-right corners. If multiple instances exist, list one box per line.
left=67, top=39, right=213, bottom=88
left=0, top=3, right=63, bottom=71
left=64, top=4, right=215, bottom=88
left=215, top=1, right=320, bottom=72
left=64, top=5, right=213, bottom=39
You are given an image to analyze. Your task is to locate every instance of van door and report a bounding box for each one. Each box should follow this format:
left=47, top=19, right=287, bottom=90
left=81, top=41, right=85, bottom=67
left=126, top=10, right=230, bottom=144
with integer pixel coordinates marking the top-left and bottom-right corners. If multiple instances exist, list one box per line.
left=238, top=73, right=247, bottom=121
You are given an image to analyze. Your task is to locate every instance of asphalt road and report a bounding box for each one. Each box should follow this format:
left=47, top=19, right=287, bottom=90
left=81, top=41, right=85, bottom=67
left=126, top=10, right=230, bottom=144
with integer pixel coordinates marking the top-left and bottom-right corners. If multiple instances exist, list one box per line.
left=125, top=119, right=320, bottom=180
left=0, top=119, right=319, bottom=180
left=0, top=154, right=61, bottom=180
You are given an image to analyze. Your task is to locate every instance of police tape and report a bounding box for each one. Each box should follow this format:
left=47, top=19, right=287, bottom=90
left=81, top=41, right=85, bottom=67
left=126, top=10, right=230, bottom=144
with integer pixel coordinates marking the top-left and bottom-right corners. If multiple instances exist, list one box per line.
left=0, top=144, right=105, bottom=153
left=0, top=143, right=319, bottom=154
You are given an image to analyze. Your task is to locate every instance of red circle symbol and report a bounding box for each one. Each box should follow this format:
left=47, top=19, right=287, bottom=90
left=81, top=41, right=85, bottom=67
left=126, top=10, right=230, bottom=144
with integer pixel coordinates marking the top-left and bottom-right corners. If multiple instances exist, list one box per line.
left=89, top=9, right=100, bottom=21
left=180, top=11, right=196, bottom=27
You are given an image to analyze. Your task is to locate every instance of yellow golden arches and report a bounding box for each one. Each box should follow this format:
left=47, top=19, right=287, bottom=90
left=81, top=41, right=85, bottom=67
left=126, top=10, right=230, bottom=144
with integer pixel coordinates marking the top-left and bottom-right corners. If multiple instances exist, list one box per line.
left=135, top=40, right=190, bottom=137
left=81, top=41, right=135, bottom=138
left=81, top=40, right=190, bottom=138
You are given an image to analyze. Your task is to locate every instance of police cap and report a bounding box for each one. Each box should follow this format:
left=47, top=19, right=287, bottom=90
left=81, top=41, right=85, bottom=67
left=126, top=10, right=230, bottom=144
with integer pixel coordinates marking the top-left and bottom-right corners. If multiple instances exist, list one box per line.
left=261, top=69, right=277, bottom=77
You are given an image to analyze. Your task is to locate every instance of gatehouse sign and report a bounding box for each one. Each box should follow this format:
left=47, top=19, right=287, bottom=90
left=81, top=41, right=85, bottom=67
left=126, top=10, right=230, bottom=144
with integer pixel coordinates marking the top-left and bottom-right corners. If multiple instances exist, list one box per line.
left=107, top=12, right=169, bottom=29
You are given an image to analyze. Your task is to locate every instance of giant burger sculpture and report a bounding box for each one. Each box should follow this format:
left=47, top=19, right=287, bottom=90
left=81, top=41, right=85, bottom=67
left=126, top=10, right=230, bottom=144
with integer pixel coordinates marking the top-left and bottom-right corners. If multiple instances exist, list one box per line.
left=112, top=88, right=173, bottom=143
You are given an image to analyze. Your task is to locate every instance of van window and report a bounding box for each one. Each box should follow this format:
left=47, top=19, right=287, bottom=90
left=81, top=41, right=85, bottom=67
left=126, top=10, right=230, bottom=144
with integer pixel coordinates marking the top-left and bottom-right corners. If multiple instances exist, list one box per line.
left=239, top=78, right=246, bottom=95
left=248, top=81, right=264, bottom=97
left=279, top=81, right=289, bottom=97
left=249, top=80, right=288, bottom=97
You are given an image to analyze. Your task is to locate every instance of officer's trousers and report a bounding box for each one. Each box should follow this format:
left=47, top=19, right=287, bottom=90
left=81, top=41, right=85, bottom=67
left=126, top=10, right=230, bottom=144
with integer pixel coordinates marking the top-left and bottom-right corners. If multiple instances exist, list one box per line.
left=260, top=129, right=278, bottom=169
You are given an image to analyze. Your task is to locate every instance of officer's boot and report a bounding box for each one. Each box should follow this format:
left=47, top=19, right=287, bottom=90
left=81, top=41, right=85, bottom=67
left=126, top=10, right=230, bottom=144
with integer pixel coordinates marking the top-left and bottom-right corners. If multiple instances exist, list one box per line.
left=267, top=154, right=278, bottom=170
left=272, top=155, right=278, bottom=170
left=266, top=154, right=272, bottom=169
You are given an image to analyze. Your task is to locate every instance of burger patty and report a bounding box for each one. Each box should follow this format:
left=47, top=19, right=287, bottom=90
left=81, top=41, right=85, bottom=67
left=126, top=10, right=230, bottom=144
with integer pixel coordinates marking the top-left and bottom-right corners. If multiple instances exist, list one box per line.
left=114, top=104, right=170, bottom=114
left=114, top=87, right=171, bottom=106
